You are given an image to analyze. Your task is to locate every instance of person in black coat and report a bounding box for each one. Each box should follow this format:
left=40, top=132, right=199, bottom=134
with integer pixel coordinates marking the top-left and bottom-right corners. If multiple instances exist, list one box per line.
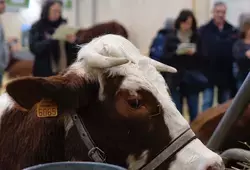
left=29, top=0, right=78, bottom=77
left=198, top=2, right=239, bottom=111
left=160, top=9, right=206, bottom=122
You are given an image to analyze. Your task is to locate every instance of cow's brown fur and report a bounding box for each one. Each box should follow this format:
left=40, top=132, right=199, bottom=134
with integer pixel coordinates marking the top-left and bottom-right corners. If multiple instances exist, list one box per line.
left=0, top=72, right=173, bottom=170
left=0, top=106, right=65, bottom=170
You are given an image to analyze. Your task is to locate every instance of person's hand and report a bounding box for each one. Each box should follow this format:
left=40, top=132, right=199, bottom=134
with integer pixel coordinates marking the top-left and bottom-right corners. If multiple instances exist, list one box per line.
left=66, top=34, right=76, bottom=43
left=10, top=43, right=22, bottom=53
left=186, top=48, right=195, bottom=55
left=7, top=37, right=18, bottom=44
left=8, top=38, right=21, bottom=53
left=245, top=50, right=250, bottom=59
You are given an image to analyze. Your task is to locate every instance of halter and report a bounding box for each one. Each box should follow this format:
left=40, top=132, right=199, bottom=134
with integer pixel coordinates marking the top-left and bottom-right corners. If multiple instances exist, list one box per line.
left=70, top=111, right=196, bottom=169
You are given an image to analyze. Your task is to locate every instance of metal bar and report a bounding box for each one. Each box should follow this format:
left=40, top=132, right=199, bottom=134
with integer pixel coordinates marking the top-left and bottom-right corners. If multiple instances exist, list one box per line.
left=207, top=72, right=250, bottom=151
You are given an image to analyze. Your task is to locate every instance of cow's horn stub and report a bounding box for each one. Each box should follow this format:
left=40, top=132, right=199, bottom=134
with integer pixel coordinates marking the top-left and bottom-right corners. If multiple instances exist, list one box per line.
left=80, top=52, right=129, bottom=68
left=148, top=58, right=177, bottom=73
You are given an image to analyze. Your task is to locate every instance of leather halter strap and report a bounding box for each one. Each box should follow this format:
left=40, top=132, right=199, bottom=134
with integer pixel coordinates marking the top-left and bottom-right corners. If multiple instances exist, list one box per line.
left=70, top=112, right=106, bottom=162
left=140, top=128, right=197, bottom=170
left=70, top=111, right=196, bottom=169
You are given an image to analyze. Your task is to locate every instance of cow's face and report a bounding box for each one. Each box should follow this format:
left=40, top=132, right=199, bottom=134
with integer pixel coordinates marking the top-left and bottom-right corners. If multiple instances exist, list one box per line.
left=6, top=34, right=224, bottom=170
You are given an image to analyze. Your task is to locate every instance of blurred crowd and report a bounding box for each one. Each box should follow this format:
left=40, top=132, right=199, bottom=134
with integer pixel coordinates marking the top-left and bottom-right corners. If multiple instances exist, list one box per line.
left=1, top=0, right=250, bottom=122
left=149, top=1, right=250, bottom=122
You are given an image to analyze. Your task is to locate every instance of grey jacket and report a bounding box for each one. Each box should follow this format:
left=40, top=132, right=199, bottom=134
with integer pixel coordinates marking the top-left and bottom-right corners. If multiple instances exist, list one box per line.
left=0, top=23, right=9, bottom=72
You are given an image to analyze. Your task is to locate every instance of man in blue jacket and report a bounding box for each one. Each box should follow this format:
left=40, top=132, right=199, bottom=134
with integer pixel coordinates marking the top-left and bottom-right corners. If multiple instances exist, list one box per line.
left=199, top=1, right=239, bottom=111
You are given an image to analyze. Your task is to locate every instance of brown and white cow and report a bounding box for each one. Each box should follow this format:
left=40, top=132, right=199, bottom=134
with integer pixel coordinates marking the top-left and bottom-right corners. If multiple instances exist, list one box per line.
left=0, top=34, right=224, bottom=170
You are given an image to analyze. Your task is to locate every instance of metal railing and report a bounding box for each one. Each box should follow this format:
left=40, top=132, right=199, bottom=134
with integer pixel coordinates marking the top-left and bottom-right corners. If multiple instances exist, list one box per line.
left=207, top=72, right=250, bottom=151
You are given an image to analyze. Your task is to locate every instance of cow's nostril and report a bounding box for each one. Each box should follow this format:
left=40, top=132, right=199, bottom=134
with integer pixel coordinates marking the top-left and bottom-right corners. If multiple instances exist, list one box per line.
left=206, top=166, right=215, bottom=170
left=205, top=163, right=225, bottom=170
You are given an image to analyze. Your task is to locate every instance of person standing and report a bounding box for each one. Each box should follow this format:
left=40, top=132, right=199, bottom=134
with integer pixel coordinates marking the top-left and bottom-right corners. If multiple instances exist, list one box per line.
left=0, top=0, right=9, bottom=87
left=160, top=10, right=206, bottom=122
left=29, top=0, right=77, bottom=77
left=233, top=21, right=250, bottom=90
left=199, top=1, right=239, bottom=111
left=149, top=18, right=174, bottom=61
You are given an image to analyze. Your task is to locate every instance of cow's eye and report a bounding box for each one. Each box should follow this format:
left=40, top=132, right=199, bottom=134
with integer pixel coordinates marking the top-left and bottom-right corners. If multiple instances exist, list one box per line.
left=127, top=99, right=142, bottom=109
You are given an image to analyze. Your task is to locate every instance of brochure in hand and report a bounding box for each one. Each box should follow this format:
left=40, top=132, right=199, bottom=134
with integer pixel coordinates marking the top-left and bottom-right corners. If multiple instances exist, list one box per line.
left=52, top=24, right=79, bottom=41
left=176, top=43, right=196, bottom=55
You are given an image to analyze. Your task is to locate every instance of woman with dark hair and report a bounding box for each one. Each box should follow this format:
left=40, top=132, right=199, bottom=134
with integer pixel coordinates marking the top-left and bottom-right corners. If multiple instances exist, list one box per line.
left=160, top=9, right=206, bottom=122
left=29, top=0, right=77, bottom=77
left=233, top=21, right=250, bottom=90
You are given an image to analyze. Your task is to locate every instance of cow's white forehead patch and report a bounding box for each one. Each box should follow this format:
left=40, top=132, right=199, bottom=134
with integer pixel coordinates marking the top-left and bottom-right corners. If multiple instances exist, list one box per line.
left=113, top=59, right=167, bottom=92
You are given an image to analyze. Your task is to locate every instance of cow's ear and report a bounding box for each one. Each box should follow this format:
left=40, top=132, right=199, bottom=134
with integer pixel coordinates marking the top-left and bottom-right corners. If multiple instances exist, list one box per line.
left=6, top=76, right=47, bottom=110
left=6, top=74, right=85, bottom=110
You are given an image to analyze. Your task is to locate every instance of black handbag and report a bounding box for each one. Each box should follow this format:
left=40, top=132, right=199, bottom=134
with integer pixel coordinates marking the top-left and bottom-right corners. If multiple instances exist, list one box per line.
left=182, top=70, right=208, bottom=88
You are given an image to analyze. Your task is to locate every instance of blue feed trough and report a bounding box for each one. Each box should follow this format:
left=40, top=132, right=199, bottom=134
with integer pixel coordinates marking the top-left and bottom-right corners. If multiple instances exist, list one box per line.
left=23, top=162, right=127, bottom=170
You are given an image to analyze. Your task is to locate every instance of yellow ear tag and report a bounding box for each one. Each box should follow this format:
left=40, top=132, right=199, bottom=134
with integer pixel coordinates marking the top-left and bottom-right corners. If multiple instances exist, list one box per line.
left=36, top=99, right=58, bottom=118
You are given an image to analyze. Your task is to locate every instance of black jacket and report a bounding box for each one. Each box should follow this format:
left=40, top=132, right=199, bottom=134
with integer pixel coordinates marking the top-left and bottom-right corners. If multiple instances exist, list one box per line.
left=29, top=21, right=77, bottom=77
left=160, top=31, right=205, bottom=94
left=198, top=20, right=239, bottom=88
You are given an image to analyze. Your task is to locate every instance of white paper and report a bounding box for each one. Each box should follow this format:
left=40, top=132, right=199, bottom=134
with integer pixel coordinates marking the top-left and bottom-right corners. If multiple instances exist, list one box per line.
left=52, top=24, right=79, bottom=41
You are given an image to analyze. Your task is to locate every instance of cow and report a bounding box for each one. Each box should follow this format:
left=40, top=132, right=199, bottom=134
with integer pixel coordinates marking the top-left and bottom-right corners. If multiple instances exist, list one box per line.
left=0, top=34, right=224, bottom=170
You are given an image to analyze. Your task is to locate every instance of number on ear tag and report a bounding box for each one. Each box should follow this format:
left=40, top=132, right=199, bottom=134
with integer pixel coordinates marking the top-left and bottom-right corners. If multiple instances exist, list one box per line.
left=36, top=99, right=58, bottom=118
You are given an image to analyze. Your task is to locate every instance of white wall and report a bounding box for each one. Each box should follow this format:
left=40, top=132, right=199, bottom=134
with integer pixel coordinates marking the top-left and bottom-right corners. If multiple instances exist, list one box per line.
left=95, top=0, right=193, bottom=54
left=195, top=0, right=211, bottom=26
left=1, top=0, right=76, bottom=40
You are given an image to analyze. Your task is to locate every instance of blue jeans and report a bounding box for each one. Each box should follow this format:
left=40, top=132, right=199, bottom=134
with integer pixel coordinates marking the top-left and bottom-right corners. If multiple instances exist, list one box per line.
left=202, top=87, right=231, bottom=111
left=171, top=89, right=199, bottom=122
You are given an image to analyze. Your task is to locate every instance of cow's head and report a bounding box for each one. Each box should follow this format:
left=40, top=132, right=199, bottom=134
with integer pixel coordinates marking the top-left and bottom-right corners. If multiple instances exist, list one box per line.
left=6, top=34, right=224, bottom=170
